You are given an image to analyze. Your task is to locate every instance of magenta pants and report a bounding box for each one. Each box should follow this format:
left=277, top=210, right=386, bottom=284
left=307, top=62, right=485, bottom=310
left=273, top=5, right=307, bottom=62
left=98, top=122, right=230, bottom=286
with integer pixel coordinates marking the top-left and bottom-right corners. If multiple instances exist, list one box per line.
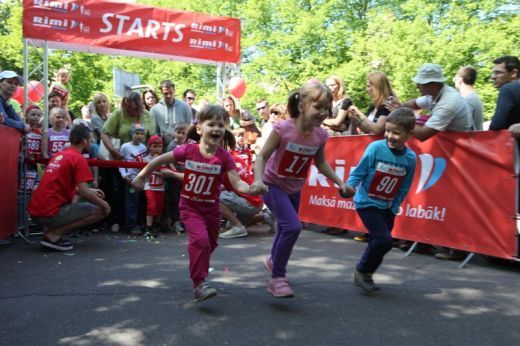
left=180, top=200, right=221, bottom=287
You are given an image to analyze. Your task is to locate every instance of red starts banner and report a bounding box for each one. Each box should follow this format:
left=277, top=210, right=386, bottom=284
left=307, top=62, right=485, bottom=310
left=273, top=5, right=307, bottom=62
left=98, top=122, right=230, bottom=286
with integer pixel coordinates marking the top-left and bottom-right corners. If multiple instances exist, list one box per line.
left=0, top=126, right=21, bottom=240
left=23, top=0, right=241, bottom=64
left=300, top=131, right=518, bottom=259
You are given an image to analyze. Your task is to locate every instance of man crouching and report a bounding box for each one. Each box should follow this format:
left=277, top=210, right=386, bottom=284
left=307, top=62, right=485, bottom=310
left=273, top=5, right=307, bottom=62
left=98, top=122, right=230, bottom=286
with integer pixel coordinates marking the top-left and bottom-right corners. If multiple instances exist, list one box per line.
left=28, top=124, right=110, bottom=251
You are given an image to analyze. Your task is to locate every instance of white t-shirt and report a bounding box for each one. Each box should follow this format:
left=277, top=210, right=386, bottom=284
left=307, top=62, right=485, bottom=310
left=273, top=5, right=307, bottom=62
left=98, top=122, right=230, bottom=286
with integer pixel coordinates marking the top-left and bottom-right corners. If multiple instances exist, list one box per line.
left=424, top=85, right=472, bottom=132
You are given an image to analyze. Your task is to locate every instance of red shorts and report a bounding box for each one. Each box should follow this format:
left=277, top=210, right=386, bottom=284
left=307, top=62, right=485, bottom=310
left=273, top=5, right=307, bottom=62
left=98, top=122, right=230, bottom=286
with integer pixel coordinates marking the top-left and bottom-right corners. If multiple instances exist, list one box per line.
left=145, top=190, right=164, bottom=216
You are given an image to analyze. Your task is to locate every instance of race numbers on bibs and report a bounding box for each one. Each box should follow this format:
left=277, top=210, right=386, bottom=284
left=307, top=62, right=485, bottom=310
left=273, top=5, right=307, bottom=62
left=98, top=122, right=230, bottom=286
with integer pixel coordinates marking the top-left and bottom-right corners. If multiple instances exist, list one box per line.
left=26, top=132, right=42, bottom=157
left=368, top=162, right=406, bottom=201
left=18, top=170, right=38, bottom=193
left=49, top=134, right=69, bottom=156
left=182, top=160, right=221, bottom=203
left=278, top=142, right=318, bottom=179
left=148, top=171, right=163, bottom=188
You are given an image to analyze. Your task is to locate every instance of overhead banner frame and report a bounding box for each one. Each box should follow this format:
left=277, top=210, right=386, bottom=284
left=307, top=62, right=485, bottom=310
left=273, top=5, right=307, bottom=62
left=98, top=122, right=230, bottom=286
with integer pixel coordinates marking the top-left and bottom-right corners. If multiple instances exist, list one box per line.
left=23, top=0, right=241, bottom=65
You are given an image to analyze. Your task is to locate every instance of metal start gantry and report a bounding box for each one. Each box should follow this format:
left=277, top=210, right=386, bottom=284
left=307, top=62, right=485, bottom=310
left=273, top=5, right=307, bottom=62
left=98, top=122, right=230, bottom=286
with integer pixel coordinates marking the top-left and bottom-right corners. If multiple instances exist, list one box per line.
left=22, top=38, right=241, bottom=129
left=18, top=39, right=241, bottom=241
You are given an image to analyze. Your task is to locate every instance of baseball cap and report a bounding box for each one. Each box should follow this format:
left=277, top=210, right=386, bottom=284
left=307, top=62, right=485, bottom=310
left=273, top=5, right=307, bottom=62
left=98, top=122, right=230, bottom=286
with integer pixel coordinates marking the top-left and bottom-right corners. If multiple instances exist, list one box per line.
left=131, top=123, right=145, bottom=134
left=239, top=110, right=256, bottom=127
left=0, top=71, right=24, bottom=84
left=412, top=63, right=446, bottom=84
left=72, top=118, right=92, bottom=130
left=25, top=104, right=41, bottom=114
left=147, top=135, right=163, bottom=146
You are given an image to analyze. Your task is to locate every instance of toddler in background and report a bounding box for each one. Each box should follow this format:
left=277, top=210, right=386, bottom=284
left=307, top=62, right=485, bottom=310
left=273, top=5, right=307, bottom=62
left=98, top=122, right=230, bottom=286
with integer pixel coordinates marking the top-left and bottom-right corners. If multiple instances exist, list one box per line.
left=43, top=107, right=70, bottom=158
left=51, top=67, right=72, bottom=107
left=119, top=123, right=148, bottom=235
left=143, top=135, right=176, bottom=238
left=164, top=123, right=188, bottom=233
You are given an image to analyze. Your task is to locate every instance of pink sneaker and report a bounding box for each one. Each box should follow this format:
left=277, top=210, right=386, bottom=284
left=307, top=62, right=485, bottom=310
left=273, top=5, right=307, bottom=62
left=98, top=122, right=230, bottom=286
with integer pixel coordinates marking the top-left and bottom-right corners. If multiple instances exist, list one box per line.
left=263, top=257, right=273, bottom=274
left=267, top=277, right=294, bottom=298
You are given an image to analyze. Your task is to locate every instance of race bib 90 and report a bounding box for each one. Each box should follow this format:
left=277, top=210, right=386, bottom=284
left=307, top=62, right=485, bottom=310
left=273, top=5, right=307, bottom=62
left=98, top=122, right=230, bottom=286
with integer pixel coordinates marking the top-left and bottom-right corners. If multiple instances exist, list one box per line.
left=277, top=142, right=318, bottom=179
left=367, top=162, right=406, bottom=201
left=181, top=160, right=221, bottom=203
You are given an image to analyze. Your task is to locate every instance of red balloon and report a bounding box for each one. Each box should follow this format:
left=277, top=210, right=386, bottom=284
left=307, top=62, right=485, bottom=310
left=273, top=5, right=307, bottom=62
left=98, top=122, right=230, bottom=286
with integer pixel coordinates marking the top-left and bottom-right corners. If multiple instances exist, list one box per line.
left=27, top=81, right=44, bottom=103
left=228, top=77, right=246, bottom=99
left=11, top=86, right=24, bottom=104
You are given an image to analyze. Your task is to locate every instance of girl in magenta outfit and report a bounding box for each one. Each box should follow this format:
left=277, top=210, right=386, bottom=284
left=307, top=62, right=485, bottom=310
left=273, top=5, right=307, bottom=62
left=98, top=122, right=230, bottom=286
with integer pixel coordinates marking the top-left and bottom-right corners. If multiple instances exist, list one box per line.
left=250, top=82, right=351, bottom=298
left=133, top=105, right=261, bottom=302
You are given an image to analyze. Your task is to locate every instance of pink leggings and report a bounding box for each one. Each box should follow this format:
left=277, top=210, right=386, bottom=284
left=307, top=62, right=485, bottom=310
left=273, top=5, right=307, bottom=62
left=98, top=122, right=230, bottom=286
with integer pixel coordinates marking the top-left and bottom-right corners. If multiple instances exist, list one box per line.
left=180, top=201, right=220, bottom=287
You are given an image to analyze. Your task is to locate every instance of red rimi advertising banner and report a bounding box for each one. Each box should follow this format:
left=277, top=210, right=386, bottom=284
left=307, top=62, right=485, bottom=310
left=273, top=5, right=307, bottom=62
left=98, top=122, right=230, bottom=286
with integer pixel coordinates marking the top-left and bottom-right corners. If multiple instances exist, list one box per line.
left=23, top=0, right=241, bottom=64
left=300, top=131, right=518, bottom=259
left=0, top=126, right=21, bottom=240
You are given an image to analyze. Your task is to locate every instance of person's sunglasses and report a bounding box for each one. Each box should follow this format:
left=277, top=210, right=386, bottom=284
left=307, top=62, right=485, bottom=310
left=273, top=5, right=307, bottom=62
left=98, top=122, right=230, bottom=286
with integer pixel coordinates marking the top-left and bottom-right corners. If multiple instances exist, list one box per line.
left=256, top=105, right=267, bottom=111
left=271, top=110, right=280, bottom=115
left=186, top=97, right=195, bottom=100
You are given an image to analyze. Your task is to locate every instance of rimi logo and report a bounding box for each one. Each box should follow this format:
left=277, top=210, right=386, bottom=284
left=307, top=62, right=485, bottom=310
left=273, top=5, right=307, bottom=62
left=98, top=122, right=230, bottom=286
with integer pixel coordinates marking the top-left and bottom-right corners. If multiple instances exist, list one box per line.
left=415, top=154, right=447, bottom=194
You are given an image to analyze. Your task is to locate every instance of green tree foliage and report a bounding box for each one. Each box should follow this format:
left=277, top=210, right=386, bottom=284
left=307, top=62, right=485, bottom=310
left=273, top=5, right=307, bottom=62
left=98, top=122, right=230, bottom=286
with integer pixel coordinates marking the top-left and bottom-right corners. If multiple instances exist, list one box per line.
left=0, top=0, right=518, bottom=119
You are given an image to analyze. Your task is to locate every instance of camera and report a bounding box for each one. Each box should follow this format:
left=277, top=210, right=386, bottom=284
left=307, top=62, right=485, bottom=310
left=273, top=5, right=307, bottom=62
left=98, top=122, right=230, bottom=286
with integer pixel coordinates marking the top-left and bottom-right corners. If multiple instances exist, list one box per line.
left=340, top=98, right=353, bottom=111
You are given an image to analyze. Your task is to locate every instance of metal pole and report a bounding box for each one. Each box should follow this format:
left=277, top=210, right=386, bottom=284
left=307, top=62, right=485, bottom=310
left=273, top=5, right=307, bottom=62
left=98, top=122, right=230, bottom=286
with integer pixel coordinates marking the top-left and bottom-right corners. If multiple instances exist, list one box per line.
left=43, top=41, right=49, bottom=130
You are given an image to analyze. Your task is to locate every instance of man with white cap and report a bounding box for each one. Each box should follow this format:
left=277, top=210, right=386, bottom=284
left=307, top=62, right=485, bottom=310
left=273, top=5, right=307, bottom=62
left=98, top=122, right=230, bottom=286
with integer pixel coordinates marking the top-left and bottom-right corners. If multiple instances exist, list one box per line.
left=387, top=63, right=472, bottom=261
left=389, top=63, right=472, bottom=141
left=0, top=70, right=29, bottom=133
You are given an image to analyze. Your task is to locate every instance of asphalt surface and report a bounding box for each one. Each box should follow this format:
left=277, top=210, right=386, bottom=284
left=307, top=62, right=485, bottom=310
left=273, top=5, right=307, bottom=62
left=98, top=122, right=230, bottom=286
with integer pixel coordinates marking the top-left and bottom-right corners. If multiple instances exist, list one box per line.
left=1, top=224, right=519, bottom=346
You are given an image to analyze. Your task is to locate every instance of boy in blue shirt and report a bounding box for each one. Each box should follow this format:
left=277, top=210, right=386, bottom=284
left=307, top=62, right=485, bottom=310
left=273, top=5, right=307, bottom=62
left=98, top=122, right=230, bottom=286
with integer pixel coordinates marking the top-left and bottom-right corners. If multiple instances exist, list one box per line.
left=342, top=107, right=417, bottom=293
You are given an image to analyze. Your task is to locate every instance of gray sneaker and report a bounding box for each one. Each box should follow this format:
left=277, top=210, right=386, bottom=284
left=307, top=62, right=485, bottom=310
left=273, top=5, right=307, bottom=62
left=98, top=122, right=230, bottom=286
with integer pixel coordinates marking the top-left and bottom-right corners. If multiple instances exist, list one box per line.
left=263, top=210, right=276, bottom=233
left=194, top=282, right=218, bottom=302
left=354, top=270, right=380, bottom=292
left=129, top=226, right=142, bottom=236
left=219, top=225, right=248, bottom=238
left=173, top=221, right=185, bottom=233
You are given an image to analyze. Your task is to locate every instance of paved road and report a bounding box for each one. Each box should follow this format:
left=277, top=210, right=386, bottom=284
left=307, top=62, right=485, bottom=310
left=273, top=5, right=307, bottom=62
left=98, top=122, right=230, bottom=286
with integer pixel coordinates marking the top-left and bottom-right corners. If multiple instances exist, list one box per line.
left=1, top=225, right=519, bottom=346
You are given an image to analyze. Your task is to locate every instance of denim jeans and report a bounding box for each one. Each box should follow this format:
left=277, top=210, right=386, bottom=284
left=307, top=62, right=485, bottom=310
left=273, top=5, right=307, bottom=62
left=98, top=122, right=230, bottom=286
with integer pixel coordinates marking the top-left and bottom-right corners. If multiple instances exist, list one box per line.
left=124, top=184, right=141, bottom=229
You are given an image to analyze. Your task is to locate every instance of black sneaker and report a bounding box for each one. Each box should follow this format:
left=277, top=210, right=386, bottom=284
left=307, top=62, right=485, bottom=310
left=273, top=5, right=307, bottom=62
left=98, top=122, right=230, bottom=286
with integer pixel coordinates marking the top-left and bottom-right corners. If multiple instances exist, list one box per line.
left=193, top=282, right=218, bottom=302
left=354, top=270, right=380, bottom=292
left=40, top=237, right=74, bottom=251
left=143, top=228, right=159, bottom=240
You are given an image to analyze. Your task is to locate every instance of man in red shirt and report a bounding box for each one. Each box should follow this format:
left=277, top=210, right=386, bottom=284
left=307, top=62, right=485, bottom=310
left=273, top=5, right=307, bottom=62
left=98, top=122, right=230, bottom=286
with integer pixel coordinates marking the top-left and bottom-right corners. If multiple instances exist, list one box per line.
left=28, top=124, right=110, bottom=251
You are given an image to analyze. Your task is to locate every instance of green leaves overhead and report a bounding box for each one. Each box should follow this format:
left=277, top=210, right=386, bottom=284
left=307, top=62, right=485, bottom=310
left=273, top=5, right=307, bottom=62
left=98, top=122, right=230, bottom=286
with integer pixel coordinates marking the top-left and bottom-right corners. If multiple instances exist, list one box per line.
left=0, top=0, right=518, bottom=119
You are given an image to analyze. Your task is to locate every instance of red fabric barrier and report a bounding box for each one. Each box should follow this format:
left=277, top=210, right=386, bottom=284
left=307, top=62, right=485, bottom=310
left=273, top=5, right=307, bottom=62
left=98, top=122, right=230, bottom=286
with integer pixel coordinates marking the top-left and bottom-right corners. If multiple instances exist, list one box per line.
left=32, top=158, right=179, bottom=171
left=23, top=0, right=240, bottom=64
left=0, top=126, right=21, bottom=240
left=300, top=131, right=518, bottom=259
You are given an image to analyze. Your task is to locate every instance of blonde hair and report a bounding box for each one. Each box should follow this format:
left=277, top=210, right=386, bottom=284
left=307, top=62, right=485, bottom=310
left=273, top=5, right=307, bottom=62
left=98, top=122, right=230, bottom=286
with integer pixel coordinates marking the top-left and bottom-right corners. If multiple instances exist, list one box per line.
left=326, top=75, right=347, bottom=99
left=367, top=72, right=397, bottom=108
left=287, top=82, right=332, bottom=119
left=92, top=93, right=111, bottom=117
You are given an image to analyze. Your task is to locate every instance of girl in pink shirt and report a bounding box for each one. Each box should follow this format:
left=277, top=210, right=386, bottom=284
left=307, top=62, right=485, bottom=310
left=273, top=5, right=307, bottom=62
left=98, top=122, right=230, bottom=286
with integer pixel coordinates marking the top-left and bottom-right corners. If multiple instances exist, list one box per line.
left=133, top=105, right=261, bottom=302
left=251, top=82, right=350, bottom=298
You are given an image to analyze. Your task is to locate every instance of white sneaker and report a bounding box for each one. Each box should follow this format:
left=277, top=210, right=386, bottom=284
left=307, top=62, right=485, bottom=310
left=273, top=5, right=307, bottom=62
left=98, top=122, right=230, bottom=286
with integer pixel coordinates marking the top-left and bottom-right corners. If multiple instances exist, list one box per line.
left=219, top=225, right=248, bottom=239
left=110, top=223, right=120, bottom=233
left=173, top=221, right=185, bottom=233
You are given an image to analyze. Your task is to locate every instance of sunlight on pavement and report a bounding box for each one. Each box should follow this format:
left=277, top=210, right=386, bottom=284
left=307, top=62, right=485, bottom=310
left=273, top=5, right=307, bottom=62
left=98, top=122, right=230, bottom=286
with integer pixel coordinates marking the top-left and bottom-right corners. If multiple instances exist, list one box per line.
left=59, top=322, right=144, bottom=346
left=98, top=279, right=167, bottom=288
